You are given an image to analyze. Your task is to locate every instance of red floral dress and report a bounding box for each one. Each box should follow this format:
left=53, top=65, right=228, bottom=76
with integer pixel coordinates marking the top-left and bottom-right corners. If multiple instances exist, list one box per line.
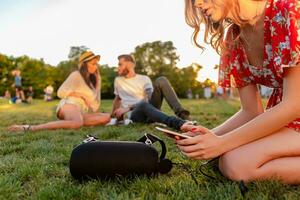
left=219, top=0, right=300, bottom=131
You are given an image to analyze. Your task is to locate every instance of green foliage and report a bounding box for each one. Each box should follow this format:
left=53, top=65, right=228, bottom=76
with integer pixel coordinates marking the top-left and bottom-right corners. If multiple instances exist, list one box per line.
left=0, top=54, right=15, bottom=93
left=169, top=63, right=203, bottom=97
left=100, top=64, right=117, bottom=99
left=132, top=41, right=203, bottom=97
left=0, top=54, right=58, bottom=97
left=68, top=46, right=89, bottom=60
left=0, top=50, right=117, bottom=99
left=55, top=60, right=78, bottom=87
left=133, top=41, right=179, bottom=78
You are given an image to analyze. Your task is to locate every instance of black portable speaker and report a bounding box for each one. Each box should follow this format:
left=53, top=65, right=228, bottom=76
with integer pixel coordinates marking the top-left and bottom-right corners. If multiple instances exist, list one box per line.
left=69, top=133, right=173, bottom=180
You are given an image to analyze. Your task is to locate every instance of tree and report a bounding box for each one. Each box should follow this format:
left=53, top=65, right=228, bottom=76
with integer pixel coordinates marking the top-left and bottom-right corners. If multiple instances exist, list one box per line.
left=132, top=41, right=203, bottom=97
left=0, top=54, right=59, bottom=97
left=0, top=44, right=210, bottom=99
left=0, top=54, right=15, bottom=95
left=170, top=63, right=203, bottom=97
left=16, top=56, right=58, bottom=97
left=133, top=41, right=179, bottom=79
left=68, top=46, right=89, bottom=60
left=56, top=60, right=78, bottom=85
left=100, top=65, right=117, bottom=98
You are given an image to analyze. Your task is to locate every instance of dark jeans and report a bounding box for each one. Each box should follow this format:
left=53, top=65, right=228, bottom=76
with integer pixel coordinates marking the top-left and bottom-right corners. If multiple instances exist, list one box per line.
left=130, top=101, right=185, bottom=130
left=149, top=76, right=185, bottom=115
left=130, top=76, right=186, bottom=130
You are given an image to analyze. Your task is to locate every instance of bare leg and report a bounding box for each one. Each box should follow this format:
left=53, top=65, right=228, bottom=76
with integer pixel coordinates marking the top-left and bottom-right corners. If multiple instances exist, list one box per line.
left=8, top=104, right=84, bottom=132
left=27, top=97, right=33, bottom=104
left=20, top=90, right=25, bottom=101
left=219, top=127, right=300, bottom=184
left=255, top=157, right=300, bottom=184
left=82, top=113, right=111, bottom=126
left=15, top=89, right=20, bottom=99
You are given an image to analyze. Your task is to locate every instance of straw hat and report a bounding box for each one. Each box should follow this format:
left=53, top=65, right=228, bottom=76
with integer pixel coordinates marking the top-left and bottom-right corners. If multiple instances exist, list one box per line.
left=78, top=51, right=100, bottom=68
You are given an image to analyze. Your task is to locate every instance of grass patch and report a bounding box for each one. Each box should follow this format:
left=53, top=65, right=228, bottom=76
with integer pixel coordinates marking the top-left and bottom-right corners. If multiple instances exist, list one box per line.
left=0, top=99, right=299, bottom=199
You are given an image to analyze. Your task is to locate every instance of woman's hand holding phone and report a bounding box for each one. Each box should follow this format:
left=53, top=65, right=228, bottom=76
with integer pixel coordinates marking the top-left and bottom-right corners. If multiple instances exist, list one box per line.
left=176, top=125, right=228, bottom=160
left=181, top=124, right=209, bottom=135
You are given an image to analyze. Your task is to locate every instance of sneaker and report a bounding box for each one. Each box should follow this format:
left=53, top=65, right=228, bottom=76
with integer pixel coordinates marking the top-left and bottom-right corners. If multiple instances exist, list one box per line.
left=123, top=119, right=133, bottom=125
left=106, top=118, right=118, bottom=126
left=106, top=118, right=133, bottom=126
left=177, top=110, right=191, bottom=120
left=183, top=120, right=198, bottom=125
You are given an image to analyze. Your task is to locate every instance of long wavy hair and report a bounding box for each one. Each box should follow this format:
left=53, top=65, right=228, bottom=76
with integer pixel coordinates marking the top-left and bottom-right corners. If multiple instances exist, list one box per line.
left=79, top=61, right=100, bottom=90
left=185, top=0, right=263, bottom=54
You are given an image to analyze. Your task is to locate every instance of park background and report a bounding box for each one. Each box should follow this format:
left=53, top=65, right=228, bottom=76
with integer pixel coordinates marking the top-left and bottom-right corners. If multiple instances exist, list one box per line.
left=0, top=0, right=297, bottom=199
left=0, top=43, right=216, bottom=100
left=0, top=0, right=223, bottom=100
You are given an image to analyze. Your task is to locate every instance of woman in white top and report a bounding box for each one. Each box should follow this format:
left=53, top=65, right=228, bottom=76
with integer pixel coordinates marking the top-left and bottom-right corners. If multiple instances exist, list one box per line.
left=8, top=51, right=111, bottom=132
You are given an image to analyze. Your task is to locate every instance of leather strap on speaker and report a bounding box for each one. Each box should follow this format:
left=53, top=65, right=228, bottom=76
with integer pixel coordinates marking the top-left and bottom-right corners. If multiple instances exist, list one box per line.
left=137, top=133, right=167, bottom=160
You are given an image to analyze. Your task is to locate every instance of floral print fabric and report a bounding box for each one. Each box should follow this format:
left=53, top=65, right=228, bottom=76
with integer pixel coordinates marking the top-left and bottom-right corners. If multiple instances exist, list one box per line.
left=219, top=0, right=300, bottom=131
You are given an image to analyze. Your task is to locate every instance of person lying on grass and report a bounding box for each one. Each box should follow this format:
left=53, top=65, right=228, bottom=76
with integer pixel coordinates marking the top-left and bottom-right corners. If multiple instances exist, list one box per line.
left=8, top=51, right=111, bottom=132
left=177, top=0, right=300, bottom=184
left=111, top=54, right=192, bottom=130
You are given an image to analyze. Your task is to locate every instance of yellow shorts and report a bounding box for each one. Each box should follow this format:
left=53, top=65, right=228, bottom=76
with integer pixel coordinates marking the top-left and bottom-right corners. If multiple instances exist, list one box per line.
left=56, top=97, right=89, bottom=118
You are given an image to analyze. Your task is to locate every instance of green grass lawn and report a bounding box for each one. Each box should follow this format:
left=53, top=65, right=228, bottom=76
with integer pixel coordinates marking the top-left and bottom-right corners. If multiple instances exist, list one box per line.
left=0, top=99, right=299, bottom=200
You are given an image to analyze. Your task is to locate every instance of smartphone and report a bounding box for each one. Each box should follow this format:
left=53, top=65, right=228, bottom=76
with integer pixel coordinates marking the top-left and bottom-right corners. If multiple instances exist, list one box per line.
left=155, top=127, right=191, bottom=139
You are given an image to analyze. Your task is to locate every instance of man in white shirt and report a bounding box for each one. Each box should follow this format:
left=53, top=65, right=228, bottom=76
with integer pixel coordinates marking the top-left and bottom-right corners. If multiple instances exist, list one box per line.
left=111, top=54, right=190, bottom=130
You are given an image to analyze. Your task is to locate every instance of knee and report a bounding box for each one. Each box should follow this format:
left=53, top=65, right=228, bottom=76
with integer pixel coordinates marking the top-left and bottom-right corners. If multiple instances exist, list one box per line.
left=135, top=101, right=148, bottom=110
left=219, top=150, right=255, bottom=182
left=102, top=113, right=111, bottom=124
left=70, top=120, right=84, bottom=129
left=131, top=102, right=148, bottom=116
left=154, top=76, right=169, bottom=87
left=130, top=102, right=148, bottom=122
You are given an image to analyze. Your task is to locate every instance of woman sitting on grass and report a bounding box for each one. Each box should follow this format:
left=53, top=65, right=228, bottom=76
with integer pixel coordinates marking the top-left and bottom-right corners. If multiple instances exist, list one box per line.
left=177, top=0, right=300, bottom=184
left=8, top=51, right=111, bottom=132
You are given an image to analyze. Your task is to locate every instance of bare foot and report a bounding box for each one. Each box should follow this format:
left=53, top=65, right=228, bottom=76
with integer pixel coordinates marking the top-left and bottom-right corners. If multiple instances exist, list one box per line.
left=8, top=125, right=31, bottom=132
